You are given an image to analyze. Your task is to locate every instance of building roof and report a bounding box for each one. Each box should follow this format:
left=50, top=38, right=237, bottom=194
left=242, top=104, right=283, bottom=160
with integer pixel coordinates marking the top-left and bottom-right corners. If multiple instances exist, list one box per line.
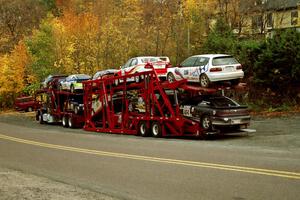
left=240, top=0, right=300, bottom=13
left=266, top=0, right=300, bottom=10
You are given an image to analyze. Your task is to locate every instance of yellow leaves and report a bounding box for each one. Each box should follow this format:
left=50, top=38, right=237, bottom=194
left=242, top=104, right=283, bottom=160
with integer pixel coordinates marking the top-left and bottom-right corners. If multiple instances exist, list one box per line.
left=0, top=40, right=30, bottom=94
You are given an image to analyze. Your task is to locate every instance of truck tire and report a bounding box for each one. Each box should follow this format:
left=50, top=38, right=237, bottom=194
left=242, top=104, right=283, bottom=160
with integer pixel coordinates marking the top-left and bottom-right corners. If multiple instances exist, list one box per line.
left=62, top=116, right=68, bottom=127
left=68, top=116, right=74, bottom=128
left=39, top=113, right=44, bottom=124
left=151, top=122, right=162, bottom=137
left=138, top=121, right=149, bottom=137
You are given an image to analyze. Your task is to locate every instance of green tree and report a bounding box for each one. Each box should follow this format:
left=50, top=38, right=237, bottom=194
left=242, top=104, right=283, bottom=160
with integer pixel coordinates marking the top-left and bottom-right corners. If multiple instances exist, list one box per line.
left=254, top=29, right=300, bottom=93
left=201, top=17, right=236, bottom=54
left=26, top=16, right=57, bottom=81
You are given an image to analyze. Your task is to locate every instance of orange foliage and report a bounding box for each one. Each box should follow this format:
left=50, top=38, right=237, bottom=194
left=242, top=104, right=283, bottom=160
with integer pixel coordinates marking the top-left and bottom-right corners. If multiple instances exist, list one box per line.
left=0, top=40, right=31, bottom=94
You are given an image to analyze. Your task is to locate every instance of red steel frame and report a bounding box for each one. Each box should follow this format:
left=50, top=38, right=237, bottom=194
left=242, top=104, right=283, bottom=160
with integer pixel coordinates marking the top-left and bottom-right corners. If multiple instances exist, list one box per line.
left=36, top=88, right=85, bottom=127
left=83, top=70, right=216, bottom=137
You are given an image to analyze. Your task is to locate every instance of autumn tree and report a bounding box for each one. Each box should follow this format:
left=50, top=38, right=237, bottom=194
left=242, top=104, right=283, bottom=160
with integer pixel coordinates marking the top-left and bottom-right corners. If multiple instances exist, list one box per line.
left=26, top=16, right=57, bottom=82
left=0, top=41, right=30, bottom=108
left=0, top=0, right=46, bottom=53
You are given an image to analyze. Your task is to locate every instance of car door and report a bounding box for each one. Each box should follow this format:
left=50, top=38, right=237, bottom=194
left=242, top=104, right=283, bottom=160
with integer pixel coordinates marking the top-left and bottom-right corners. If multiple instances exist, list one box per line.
left=192, top=57, right=210, bottom=81
left=178, top=57, right=198, bottom=81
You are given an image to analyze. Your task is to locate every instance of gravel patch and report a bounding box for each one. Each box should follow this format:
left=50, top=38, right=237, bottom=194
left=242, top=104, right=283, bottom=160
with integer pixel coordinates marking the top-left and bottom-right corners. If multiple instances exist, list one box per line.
left=0, top=167, right=117, bottom=200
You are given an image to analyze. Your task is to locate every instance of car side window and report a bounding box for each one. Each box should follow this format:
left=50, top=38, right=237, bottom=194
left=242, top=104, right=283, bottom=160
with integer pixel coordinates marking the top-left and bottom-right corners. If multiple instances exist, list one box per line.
left=194, top=57, right=209, bottom=67
left=123, top=59, right=132, bottom=69
left=66, top=76, right=72, bottom=81
left=130, top=59, right=138, bottom=66
left=180, top=57, right=198, bottom=67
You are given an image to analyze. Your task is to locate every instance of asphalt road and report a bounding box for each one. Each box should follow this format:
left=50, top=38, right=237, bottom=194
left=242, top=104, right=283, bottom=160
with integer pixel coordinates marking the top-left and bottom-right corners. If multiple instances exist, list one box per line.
left=0, top=113, right=299, bottom=200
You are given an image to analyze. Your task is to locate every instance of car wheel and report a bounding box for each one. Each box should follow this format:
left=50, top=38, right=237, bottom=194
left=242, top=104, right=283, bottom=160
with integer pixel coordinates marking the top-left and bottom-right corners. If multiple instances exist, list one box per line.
left=62, top=115, right=68, bottom=127
left=151, top=122, right=162, bottom=137
left=201, top=115, right=212, bottom=131
left=70, top=85, right=75, bottom=93
left=138, top=121, right=149, bottom=137
left=200, top=74, right=210, bottom=88
left=167, top=73, right=175, bottom=83
left=27, top=107, right=33, bottom=112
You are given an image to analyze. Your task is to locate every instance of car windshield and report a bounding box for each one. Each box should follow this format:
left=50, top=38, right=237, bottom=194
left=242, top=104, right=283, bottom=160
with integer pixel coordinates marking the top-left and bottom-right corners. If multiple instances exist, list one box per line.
left=141, top=57, right=160, bottom=63
left=208, top=96, right=239, bottom=107
left=212, top=56, right=239, bottom=66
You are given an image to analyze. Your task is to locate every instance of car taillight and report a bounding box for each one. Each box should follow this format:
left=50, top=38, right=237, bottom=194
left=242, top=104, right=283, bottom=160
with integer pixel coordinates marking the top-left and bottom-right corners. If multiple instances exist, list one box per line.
left=210, top=67, right=222, bottom=72
left=236, top=65, right=242, bottom=70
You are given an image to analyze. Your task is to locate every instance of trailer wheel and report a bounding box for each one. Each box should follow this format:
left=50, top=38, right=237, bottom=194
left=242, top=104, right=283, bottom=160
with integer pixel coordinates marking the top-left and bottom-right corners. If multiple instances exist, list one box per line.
left=138, top=121, right=149, bottom=137
left=68, top=116, right=74, bottom=128
left=151, top=122, right=162, bottom=137
left=201, top=115, right=212, bottom=131
left=62, top=116, right=68, bottom=127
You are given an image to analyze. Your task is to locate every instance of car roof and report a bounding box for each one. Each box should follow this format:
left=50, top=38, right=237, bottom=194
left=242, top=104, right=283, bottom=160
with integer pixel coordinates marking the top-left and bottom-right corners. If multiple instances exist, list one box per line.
left=132, top=56, right=169, bottom=60
left=68, top=74, right=91, bottom=78
left=190, top=54, right=232, bottom=58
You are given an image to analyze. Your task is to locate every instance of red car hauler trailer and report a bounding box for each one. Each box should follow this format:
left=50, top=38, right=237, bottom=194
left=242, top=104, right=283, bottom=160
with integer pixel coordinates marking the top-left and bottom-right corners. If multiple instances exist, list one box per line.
left=35, top=68, right=250, bottom=138
left=82, top=70, right=218, bottom=137
left=36, top=88, right=85, bottom=128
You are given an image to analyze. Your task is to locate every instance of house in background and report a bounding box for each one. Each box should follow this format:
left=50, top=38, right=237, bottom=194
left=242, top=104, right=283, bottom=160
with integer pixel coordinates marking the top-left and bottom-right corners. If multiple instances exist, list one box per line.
left=238, top=0, right=300, bottom=37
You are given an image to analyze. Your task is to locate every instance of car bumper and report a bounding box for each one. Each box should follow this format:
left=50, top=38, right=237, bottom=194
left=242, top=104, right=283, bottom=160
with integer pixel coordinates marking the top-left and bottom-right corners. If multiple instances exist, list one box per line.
left=211, top=115, right=251, bottom=126
left=207, top=71, right=244, bottom=82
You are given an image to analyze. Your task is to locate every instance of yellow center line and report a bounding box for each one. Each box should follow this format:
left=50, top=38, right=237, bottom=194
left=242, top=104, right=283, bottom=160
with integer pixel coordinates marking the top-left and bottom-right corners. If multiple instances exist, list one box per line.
left=0, top=133, right=299, bottom=180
